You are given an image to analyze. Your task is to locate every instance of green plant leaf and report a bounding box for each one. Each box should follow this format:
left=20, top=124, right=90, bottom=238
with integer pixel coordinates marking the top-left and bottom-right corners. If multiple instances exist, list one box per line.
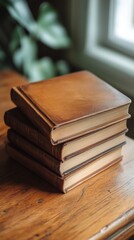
left=10, top=25, right=24, bottom=52
left=6, top=0, right=35, bottom=31
left=13, top=48, right=23, bottom=68
left=0, top=0, right=71, bottom=76
left=28, top=57, right=57, bottom=82
left=38, top=2, right=58, bottom=25
left=3, top=1, right=71, bottom=49
left=35, top=2, right=71, bottom=49
left=56, top=60, right=70, bottom=75
left=21, top=36, right=37, bottom=74
left=13, top=36, right=37, bottom=74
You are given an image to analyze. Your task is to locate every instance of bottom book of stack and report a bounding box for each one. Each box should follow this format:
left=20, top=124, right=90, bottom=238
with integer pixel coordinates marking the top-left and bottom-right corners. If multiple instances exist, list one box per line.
left=6, top=140, right=125, bottom=193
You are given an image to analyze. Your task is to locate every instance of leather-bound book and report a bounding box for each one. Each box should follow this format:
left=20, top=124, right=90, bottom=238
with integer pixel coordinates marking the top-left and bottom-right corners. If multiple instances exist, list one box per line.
left=10, top=71, right=131, bottom=145
left=7, top=129, right=126, bottom=176
left=6, top=144, right=123, bottom=193
left=4, top=108, right=128, bottom=161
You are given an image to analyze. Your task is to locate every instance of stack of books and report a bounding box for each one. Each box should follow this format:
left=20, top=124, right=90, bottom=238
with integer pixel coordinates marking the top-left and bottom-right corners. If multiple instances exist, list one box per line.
left=4, top=71, right=131, bottom=193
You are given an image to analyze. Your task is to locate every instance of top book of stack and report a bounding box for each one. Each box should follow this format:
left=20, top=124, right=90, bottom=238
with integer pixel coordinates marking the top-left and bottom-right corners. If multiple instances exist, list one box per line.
left=11, top=71, right=131, bottom=145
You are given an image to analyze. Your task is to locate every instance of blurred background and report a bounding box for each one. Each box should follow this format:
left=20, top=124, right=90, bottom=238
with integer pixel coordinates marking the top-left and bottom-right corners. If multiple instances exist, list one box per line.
left=0, top=0, right=134, bottom=138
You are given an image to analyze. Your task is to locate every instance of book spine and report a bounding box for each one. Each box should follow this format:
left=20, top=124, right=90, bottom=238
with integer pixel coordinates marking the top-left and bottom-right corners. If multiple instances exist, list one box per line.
left=4, top=110, right=63, bottom=160
left=6, top=144, right=64, bottom=193
left=7, top=129, right=63, bottom=176
left=10, top=88, right=52, bottom=140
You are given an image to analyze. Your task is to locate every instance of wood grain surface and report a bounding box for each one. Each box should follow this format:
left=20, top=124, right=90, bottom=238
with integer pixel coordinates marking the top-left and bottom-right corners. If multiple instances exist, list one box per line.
left=0, top=71, right=134, bottom=240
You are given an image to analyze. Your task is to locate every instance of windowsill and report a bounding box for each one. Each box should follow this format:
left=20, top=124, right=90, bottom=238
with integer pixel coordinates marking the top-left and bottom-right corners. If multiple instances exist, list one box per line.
left=67, top=44, right=134, bottom=98
left=65, top=0, right=134, bottom=98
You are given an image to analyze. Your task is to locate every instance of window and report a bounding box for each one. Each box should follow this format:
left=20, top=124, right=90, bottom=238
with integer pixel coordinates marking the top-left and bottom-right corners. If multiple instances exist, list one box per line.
left=66, top=0, right=134, bottom=97
left=108, top=0, right=134, bottom=56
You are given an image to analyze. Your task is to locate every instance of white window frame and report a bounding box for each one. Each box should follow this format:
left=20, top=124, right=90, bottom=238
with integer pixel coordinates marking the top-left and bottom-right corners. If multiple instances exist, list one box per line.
left=108, top=0, right=134, bottom=57
left=66, top=0, right=134, bottom=98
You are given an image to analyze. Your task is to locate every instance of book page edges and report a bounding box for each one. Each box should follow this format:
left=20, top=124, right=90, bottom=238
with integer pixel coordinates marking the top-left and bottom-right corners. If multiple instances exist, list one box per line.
left=53, top=113, right=130, bottom=145
left=64, top=157, right=122, bottom=193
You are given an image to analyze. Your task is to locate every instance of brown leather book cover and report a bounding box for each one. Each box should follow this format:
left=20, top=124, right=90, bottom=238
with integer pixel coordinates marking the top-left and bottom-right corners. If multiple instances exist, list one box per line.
left=6, top=144, right=122, bottom=193
left=6, top=144, right=64, bottom=192
left=4, top=108, right=128, bottom=161
left=11, top=71, right=131, bottom=144
left=7, top=129, right=61, bottom=176
left=4, top=108, right=62, bottom=159
left=7, top=128, right=125, bottom=176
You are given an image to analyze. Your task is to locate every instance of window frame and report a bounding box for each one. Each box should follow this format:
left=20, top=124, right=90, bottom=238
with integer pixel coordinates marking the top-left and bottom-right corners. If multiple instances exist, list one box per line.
left=107, top=0, right=134, bottom=57
left=66, top=0, right=134, bottom=98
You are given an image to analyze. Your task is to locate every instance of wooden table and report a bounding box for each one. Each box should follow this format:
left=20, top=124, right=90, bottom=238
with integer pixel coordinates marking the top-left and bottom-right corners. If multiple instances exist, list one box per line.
left=0, top=70, right=134, bottom=240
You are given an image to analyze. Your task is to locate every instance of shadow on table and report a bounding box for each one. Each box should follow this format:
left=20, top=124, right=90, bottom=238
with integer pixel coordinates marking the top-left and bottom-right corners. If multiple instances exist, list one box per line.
left=0, top=142, right=60, bottom=195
